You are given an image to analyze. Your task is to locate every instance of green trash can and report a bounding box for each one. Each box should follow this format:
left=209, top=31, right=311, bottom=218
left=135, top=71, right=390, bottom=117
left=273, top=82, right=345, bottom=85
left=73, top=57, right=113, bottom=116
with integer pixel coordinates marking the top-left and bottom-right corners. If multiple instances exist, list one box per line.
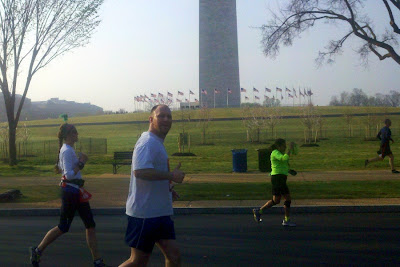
left=257, top=148, right=272, bottom=172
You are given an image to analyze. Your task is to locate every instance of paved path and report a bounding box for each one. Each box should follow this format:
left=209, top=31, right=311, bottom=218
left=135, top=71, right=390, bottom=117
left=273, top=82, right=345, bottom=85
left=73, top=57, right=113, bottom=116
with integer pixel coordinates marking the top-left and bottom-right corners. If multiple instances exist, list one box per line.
left=4, top=213, right=400, bottom=266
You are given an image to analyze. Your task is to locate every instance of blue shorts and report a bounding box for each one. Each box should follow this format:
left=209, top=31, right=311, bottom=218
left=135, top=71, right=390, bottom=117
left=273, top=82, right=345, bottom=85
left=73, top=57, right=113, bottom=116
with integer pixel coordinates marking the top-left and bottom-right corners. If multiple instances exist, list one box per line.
left=125, top=215, right=175, bottom=253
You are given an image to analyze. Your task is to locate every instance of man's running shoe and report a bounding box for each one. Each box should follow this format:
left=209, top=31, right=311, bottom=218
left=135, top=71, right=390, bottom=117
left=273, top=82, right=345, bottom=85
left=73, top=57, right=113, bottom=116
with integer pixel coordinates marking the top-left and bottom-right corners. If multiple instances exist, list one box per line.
left=30, top=246, right=41, bottom=267
left=94, top=258, right=110, bottom=267
left=282, top=219, right=296, bottom=227
left=252, top=208, right=262, bottom=223
left=392, top=169, right=400, bottom=174
left=364, top=159, right=368, bottom=167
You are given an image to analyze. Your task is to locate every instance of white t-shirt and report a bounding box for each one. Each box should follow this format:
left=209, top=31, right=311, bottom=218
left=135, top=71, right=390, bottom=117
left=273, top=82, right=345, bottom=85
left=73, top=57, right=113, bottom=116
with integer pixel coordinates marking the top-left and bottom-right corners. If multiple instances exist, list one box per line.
left=125, top=132, right=173, bottom=218
left=58, top=144, right=82, bottom=189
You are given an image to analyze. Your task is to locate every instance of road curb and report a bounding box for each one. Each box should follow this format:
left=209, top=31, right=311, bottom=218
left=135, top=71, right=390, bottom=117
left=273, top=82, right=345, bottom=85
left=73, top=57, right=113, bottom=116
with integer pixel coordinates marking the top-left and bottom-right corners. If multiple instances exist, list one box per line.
left=1, top=205, right=400, bottom=216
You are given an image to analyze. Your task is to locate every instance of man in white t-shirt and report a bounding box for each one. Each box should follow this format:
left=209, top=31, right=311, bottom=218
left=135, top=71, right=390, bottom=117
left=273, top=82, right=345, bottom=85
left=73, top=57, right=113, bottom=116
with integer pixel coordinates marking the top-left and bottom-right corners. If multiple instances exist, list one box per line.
left=120, top=104, right=185, bottom=267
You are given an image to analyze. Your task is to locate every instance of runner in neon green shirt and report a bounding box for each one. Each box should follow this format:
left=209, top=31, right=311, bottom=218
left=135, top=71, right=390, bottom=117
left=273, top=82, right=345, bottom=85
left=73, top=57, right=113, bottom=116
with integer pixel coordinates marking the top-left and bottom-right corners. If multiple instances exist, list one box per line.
left=270, top=149, right=290, bottom=176
left=253, top=138, right=296, bottom=226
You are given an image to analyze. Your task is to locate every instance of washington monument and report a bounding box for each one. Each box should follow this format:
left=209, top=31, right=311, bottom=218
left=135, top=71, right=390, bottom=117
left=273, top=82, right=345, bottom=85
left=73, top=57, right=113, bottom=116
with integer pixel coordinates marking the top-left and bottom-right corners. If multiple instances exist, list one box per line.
left=199, top=0, right=241, bottom=108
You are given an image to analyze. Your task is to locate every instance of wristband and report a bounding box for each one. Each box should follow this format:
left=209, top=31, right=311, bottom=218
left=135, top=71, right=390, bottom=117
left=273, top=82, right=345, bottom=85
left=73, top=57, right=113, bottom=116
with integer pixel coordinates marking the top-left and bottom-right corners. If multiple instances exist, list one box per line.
left=78, top=161, right=85, bottom=170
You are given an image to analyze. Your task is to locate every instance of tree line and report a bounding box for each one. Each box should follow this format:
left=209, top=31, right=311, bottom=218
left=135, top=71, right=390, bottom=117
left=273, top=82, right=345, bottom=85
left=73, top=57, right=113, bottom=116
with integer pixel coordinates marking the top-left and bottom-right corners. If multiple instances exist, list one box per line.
left=330, top=89, right=400, bottom=107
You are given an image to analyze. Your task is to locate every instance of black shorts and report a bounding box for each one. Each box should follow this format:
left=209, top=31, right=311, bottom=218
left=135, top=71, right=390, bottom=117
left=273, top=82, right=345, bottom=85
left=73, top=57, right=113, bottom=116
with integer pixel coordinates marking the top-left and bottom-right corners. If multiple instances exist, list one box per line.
left=271, top=174, right=290, bottom=196
left=58, top=187, right=96, bottom=233
left=378, top=143, right=392, bottom=158
left=125, top=215, right=176, bottom=254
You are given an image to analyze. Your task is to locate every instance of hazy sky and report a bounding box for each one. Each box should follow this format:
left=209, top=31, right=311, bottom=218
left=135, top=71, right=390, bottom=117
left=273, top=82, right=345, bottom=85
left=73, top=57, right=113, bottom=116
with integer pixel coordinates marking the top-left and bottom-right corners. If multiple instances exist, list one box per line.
left=28, top=0, right=400, bottom=112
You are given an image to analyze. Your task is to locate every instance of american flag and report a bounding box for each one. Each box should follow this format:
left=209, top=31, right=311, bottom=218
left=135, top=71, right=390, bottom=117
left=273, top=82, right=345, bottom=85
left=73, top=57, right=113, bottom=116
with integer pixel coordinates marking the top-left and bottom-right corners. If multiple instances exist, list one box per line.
left=227, top=88, right=232, bottom=94
left=201, top=89, right=208, bottom=95
left=151, top=93, right=156, bottom=98
left=194, top=98, right=199, bottom=102
left=286, top=87, right=291, bottom=92
left=158, top=93, right=163, bottom=97
left=167, top=92, right=173, bottom=97
left=255, top=96, right=260, bottom=100
left=214, top=88, right=220, bottom=94
left=176, top=98, right=182, bottom=102
left=288, top=93, right=293, bottom=98
left=265, top=87, right=272, bottom=92
left=178, top=91, right=184, bottom=96
left=240, top=87, right=247, bottom=93
left=189, top=90, right=194, bottom=95
left=245, top=96, right=249, bottom=100
left=264, top=95, right=269, bottom=99
left=276, top=87, right=283, bottom=92
left=253, top=87, right=259, bottom=93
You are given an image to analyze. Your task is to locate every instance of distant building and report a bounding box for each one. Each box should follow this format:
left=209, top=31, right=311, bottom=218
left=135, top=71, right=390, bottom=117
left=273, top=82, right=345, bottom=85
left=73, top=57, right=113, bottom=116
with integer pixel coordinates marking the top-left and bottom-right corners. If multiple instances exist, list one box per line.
left=180, top=102, right=200, bottom=110
left=199, top=0, right=241, bottom=108
left=0, top=94, right=104, bottom=121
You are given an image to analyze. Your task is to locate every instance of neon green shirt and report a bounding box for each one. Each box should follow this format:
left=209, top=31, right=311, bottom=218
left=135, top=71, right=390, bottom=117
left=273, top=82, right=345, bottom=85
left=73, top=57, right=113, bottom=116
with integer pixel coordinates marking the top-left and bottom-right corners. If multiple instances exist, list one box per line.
left=270, top=149, right=289, bottom=175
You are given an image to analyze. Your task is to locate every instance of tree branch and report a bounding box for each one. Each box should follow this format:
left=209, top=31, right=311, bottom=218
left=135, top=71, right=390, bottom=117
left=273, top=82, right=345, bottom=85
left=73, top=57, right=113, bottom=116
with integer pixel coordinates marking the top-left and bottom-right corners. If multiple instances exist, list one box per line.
left=383, top=0, right=400, bottom=34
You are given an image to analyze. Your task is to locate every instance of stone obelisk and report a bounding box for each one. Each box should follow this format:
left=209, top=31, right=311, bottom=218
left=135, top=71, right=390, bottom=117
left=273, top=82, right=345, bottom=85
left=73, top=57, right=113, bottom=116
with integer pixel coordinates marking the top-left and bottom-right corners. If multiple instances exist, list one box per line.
left=199, top=0, right=240, bottom=108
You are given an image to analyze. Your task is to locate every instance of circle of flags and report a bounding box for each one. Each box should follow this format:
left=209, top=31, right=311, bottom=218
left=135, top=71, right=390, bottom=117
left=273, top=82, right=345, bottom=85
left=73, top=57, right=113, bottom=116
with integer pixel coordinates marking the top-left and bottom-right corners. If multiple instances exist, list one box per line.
left=133, top=86, right=314, bottom=110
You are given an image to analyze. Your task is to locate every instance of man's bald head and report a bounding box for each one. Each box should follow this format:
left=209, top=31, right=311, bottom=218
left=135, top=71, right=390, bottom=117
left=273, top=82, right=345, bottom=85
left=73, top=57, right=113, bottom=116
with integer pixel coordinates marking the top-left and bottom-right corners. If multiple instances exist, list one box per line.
left=149, top=105, right=172, bottom=139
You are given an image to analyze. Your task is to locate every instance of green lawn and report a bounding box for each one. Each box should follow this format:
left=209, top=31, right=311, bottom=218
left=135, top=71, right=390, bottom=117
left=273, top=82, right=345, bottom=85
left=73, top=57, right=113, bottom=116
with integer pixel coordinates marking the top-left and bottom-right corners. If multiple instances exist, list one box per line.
left=0, top=106, right=399, bottom=176
left=2, top=180, right=400, bottom=203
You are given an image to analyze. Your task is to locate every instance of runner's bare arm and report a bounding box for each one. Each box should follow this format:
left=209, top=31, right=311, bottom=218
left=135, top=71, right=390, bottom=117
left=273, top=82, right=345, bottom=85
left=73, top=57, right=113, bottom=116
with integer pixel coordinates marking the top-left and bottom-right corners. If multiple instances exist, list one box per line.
left=135, top=164, right=185, bottom=183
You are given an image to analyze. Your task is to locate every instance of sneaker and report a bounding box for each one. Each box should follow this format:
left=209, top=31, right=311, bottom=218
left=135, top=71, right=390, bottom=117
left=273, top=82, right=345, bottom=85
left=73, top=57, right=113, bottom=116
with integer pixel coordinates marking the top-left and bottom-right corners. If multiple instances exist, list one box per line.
left=282, top=219, right=296, bottom=227
left=392, top=169, right=400, bottom=174
left=252, top=208, right=262, bottom=223
left=30, top=246, right=41, bottom=267
left=364, top=159, right=368, bottom=167
left=94, top=258, right=110, bottom=267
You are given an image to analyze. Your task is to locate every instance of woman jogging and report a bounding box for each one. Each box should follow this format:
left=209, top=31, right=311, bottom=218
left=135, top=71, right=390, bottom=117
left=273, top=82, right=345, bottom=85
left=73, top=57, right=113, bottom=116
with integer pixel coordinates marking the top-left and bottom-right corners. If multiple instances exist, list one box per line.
left=253, top=138, right=296, bottom=227
left=30, top=123, right=107, bottom=267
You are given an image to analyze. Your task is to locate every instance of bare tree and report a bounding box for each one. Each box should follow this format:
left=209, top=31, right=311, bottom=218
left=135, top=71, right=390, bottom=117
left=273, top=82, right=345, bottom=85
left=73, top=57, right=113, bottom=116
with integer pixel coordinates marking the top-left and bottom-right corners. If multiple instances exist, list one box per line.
left=241, top=106, right=264, bottom=143
left=301, top=104, right=320, bottom=144
left=264, top=106, right=281, bottom=140
left=362, top=107, right=381, bottom=139
left=261, top=0, right=400, bottom=66
left=388, top=90, right=400, bottom=106
left=197, top=105, right=212, bottom=145
left=0, top=0, right=104, bottom=165
left=177, top=108, right=191, bottom=153
left=343, top=108, right=355, bottom=137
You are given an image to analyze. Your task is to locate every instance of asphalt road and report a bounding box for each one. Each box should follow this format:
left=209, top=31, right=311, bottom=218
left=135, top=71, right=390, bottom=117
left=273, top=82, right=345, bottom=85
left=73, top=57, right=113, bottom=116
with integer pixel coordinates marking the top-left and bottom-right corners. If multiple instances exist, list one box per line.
left=2, top=213, right=400, bottom=266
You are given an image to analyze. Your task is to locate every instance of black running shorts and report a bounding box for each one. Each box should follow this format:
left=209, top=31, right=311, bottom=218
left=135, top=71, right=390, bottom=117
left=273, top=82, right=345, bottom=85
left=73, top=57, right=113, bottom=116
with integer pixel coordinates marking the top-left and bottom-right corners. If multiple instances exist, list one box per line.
left=58, top=188, right=96, bottom=233
left=271, top=174, right=290, bottom=196
left=378, top=142, right=392, bottom=158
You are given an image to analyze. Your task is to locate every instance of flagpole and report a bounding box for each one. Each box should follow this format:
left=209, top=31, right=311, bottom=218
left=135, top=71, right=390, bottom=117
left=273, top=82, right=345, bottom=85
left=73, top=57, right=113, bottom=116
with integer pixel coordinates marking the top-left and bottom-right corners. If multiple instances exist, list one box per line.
left=214, top=89, right=215, bottom=108
left=189, top=91, right=191, bottom=110
left=226, top=89, right=228, bottom=107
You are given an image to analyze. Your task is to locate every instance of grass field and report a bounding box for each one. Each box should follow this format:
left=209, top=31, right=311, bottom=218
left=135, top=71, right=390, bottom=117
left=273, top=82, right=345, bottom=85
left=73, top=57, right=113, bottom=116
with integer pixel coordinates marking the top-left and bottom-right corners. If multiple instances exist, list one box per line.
left=0, top=106, right=399, bottom=176
left=2, top=180, right=400, bottom=203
